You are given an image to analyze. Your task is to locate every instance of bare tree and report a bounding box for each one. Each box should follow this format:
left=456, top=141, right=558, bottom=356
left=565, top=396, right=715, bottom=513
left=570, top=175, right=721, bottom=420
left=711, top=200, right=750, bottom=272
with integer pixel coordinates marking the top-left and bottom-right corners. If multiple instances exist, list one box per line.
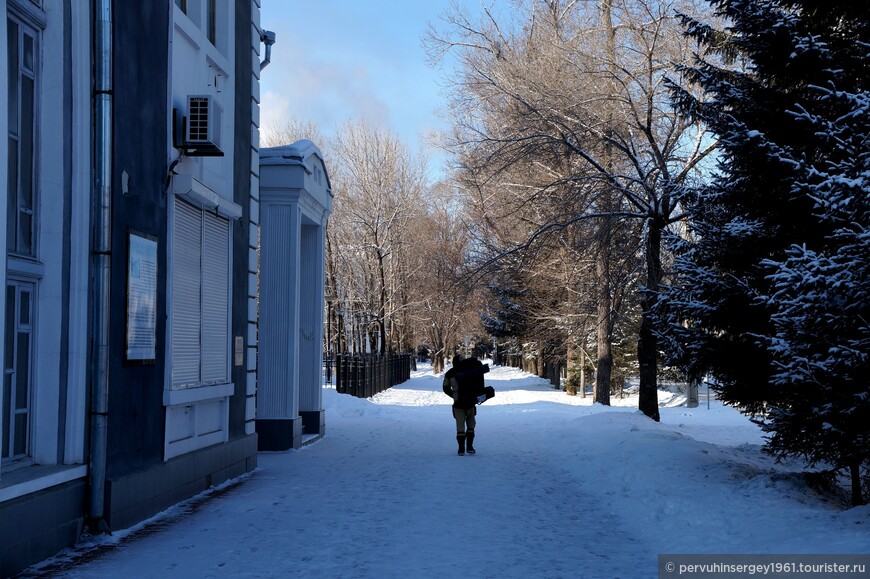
left=328, top=121, right=429, bottom=354
left=261, top=116, right=326, bottom=150
left=427, top=0, right=716, bottom=417
left=407, top=196, right=473, bottom=372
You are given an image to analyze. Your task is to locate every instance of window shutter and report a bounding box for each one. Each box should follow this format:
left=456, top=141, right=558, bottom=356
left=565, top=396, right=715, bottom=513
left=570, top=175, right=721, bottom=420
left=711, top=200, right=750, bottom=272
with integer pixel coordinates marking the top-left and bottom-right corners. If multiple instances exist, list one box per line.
left=201, top=212, right=229, bottom=383
left=172, top=199, right=202, bottom=387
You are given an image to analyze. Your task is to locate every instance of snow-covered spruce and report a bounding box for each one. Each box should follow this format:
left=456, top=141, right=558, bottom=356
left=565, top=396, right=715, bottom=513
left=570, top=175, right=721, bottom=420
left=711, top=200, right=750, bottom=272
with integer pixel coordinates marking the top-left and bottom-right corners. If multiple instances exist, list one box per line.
left=659, top=0, right=870, bottom=505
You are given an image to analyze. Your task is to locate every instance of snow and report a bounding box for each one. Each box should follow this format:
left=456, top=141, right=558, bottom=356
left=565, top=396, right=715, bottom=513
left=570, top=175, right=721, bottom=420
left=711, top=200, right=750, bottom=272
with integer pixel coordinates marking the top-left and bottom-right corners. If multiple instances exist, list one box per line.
left=25, top=364, right=870, bottom=578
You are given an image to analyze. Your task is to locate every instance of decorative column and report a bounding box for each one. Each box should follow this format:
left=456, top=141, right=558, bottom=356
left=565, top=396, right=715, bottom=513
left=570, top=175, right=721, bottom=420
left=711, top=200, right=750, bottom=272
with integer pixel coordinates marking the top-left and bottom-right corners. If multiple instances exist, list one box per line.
left=256, top=141, right=332, bottom=450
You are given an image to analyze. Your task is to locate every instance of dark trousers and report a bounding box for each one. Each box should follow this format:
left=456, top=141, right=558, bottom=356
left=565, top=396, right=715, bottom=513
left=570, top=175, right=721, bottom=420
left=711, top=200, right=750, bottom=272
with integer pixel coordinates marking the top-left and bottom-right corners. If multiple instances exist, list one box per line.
left=453, top=406, right=476, bottom=434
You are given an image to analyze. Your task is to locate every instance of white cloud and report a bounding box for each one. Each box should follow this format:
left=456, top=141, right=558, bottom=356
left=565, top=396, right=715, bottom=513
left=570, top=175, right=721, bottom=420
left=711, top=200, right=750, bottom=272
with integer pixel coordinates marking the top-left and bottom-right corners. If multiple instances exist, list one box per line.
left=256, top=1, right=465, bottom=181
left=259, top=90, right=292, bottom=135
left=259, top=36, right=392, bottom=137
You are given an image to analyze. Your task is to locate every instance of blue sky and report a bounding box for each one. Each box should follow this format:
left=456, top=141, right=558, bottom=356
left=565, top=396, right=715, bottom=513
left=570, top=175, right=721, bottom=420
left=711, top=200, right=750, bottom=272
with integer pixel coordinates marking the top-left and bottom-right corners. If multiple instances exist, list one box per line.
left=259, top=1, right=483, bottom=176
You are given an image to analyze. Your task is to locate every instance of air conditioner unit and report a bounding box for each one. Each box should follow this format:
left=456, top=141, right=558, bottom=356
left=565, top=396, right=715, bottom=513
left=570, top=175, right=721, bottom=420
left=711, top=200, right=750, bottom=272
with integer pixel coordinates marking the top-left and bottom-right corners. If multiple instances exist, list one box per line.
left=184, top=95, right=222, bottom=154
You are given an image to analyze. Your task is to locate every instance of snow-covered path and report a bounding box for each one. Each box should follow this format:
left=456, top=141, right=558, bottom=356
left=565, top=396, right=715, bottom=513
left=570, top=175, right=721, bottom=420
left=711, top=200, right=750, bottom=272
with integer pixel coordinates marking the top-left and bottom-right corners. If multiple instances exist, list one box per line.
left=26, top=364, right=869, bottom=578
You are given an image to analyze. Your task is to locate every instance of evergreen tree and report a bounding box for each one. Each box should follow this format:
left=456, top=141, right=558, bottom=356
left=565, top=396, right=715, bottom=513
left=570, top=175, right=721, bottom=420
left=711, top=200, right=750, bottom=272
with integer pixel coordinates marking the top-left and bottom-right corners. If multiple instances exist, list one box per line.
left=762, top=83, right=870, bottom=506
left=480, top=279, right=528, bottom=340
left=660, top=0, right=870, bottom=504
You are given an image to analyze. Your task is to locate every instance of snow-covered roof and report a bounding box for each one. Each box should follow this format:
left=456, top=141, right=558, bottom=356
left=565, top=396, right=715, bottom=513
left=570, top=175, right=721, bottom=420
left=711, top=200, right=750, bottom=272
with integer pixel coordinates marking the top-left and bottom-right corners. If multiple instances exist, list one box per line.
left=260, top=139, right=333, bottom=196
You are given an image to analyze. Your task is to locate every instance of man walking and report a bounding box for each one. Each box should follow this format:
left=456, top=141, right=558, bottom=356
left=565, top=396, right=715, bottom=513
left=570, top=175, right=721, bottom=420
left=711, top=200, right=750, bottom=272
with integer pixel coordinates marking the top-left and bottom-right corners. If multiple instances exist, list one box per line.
left=442, top=354, right=487, bottom=455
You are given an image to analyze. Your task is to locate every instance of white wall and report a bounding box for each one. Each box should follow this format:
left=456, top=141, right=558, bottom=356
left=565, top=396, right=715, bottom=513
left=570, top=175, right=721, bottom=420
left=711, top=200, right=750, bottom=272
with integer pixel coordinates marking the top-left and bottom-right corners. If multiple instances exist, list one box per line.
left=164, top=0, right=238, bottom=460
left=0, top=0, right=91, bottom=478
left=245, top=0, right=262, bottom=436
left=170, top=0, right=235, bottom=201
left=63, top=0, right=93, bottom=465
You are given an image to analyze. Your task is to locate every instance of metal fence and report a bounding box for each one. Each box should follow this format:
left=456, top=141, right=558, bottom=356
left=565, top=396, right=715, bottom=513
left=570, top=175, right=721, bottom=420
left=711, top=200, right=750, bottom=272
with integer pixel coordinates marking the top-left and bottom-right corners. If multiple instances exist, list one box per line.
left=333, top=353, right=413, bottom=398
left=497, top=353, right=563, bottom=390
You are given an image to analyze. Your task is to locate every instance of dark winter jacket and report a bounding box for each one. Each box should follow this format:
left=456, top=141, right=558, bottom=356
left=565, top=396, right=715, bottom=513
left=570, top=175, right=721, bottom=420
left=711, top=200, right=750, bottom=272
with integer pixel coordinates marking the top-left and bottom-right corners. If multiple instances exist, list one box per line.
left=442, top=357, right=488, bottom=410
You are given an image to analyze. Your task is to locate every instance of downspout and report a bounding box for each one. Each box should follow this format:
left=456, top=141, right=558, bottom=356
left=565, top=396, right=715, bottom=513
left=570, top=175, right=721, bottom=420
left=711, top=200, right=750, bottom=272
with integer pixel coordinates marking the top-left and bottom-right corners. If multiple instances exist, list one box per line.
left=88, top=0, right=112, bottom=532
left=260, top=30, right=276, bottom=70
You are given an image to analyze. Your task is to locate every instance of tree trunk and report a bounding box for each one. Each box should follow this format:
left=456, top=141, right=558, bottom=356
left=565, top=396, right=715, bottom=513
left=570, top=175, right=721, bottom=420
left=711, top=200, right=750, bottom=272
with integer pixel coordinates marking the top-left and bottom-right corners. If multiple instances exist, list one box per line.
left=379, top=319, right=388, bottom=354
left=595, top=244, right=613, bottom=406
left=594, top=0, right=617, bottom=408
left=351, top=313, right=359, bottom=355
left=376, top=250, right=388, bottom=355
left=566, top=343, right=575, bottom=379
left=687, top=378, right=699, bottom=408
left=638, top=220, right=662, bottom=421
left=368, top=326, right=378, bottom=355
left=595, top=303, right=612, bottom=405
left=433, top=351, right=445, bottom=374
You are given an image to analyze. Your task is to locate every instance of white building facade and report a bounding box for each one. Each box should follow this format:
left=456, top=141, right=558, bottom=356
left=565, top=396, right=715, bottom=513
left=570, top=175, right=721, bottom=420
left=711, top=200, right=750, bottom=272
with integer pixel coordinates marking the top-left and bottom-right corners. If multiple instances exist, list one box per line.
left=0, top=1, right=272, bottom=574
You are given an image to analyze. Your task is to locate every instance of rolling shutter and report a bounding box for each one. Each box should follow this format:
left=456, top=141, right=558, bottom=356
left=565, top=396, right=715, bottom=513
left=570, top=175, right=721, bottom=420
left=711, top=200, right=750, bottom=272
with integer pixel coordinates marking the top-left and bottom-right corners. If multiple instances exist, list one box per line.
left=171, top=198, right=230, bottom=388
left=201, top=211, right=229, bottom=383
left=172, top=199, right=202, bottom=388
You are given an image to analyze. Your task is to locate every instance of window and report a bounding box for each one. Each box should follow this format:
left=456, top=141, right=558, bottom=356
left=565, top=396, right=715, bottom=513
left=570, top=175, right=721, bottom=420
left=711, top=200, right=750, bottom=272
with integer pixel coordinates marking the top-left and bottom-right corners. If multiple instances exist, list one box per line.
left=206, top=0, right=216, bottom=45
left=171, top=198, right=229, bottom=389
left=2, top=282, right=34, bottom=464
left=4, top=13, right=40, bottom=467
left=7, top=17, right=38, bottom=257
left=175, top=0, right=187, bottom=13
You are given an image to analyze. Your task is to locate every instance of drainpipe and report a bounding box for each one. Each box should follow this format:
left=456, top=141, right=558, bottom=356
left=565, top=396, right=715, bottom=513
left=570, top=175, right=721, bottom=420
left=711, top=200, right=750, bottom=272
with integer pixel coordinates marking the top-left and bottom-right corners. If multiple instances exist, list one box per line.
left=88, top=0, right=112, bottom=532
left=260, top=30, right=276, bottom=70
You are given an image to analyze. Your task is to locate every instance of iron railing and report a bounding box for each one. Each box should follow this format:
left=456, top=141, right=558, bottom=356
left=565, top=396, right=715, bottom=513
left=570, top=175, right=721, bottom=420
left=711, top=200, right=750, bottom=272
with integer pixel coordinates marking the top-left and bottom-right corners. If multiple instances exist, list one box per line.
left=332, top=353, right=413, bottom=398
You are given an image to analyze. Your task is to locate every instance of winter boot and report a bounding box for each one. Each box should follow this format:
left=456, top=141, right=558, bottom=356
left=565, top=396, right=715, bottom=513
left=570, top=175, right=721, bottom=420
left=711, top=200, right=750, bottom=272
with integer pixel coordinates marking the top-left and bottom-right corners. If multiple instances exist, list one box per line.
left=466, top=430, right=476, bottom=455
left=457, top=433, right=466, bottom=456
